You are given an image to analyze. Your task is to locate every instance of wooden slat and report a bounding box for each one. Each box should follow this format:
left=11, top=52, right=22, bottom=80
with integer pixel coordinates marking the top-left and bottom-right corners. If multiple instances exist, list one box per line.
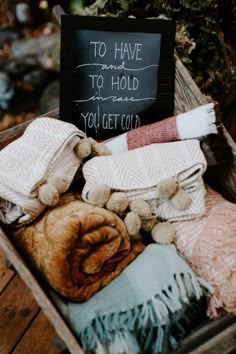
left=175, top=58, right=236, bottom=204
left=0, top=276, right=39, bottom=354
left=13, top=311, right=58, bottom=354
left=174, top=58, right=209, bottom=115
left=189, top=323, right=236, bottom=354
left=0, top=246, right=15, bottom=294
left=174, top=315, right=236, bottom=353
left=0, top=227, right=85, bottom=354
left=0, top=108, right=59, bottom=150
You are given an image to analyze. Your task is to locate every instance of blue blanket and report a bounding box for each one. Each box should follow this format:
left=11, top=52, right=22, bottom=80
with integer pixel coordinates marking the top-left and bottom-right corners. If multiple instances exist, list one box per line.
left=53, top=244, right=213, bottom=354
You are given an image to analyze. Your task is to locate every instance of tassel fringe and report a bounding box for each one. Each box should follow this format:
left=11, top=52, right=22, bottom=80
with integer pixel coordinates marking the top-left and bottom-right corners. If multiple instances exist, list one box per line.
left=177, top=102, right=220, bottom=139
left=79, top=272, right=211, bottom=354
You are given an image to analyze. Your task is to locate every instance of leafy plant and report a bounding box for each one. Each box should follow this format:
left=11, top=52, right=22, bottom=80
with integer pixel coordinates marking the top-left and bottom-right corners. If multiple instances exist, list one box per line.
left=69, top=0, right=232, bottom=101
left=69, top=0, right=85, bottom=14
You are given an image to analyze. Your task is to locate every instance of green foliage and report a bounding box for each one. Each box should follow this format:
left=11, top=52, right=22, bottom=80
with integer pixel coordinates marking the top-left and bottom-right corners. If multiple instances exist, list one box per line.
left=175, top=23, right=196, bottom=64
left=69, top=0, right=85, bottom=14
left=69, top=0, right=232, bottom=101
left=171, top=0, right=227, bottom=99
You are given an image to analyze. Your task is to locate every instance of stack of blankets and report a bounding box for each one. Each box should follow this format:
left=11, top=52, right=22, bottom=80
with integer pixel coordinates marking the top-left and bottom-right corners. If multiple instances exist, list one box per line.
left=0, top=103, right=235, bottom=354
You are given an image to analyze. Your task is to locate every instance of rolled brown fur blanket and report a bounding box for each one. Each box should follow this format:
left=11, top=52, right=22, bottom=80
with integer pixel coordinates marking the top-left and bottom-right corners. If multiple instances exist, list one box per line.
left=9, top=192, right=144, bottom=301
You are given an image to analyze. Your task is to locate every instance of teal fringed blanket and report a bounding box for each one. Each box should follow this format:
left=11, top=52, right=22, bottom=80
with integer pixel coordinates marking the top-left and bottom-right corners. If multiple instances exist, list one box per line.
left=54, top=245, right=213, bottom=354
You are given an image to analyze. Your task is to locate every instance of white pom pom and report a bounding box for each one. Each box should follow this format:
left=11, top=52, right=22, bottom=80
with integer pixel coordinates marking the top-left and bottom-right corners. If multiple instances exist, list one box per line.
left=87, top=184, right=111, bottom=207
left=92, top=142, right=111, bottom=156
left=151, top=222, right=175, bottom=244
left=74, top=139, right=92, bottom=159
left=156, top=178, right=178, bottom=201
left=106, top=192, right=129, bottom=214
left=141, top=217, right=158, bottom=232
left=124, top=211, right=141, bottom=236
left=129, top=199, right=152, bottom=218
left=38, top=183, right=59, bottom=206
left=48, top=175, right=71, bottom=194
left=171, top=188, right=192, bottom=210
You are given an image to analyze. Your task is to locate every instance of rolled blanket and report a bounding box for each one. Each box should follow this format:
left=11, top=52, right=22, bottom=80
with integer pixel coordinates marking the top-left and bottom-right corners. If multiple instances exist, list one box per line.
left=82, top=140, right=207, bottom=221
left=0, top=117, right=85, bottom=225
left=52, top=244, right=213, bottom=354
left=173, top=184, right=236, bottom=318
left=105, top=103, right=220, bottom=154
left=10, top=192, right=144, bottom=301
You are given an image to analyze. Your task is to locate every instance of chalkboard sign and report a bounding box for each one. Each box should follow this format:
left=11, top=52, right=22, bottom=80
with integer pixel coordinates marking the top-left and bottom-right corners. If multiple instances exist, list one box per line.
left=60, top=15, right=176, bottom=140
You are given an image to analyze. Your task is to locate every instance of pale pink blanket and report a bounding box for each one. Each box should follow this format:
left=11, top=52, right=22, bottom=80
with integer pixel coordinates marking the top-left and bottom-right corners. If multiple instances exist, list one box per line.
left=173, top=185, right=236, bottom=318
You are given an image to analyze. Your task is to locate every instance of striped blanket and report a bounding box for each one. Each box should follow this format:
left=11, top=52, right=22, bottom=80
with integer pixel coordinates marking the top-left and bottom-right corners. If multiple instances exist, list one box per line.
left=105, top=103, right=220, bottom=153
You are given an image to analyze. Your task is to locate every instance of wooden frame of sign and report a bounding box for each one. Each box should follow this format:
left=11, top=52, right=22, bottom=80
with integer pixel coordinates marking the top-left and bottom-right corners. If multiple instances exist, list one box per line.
left=60, top=15, right=176, bottom=140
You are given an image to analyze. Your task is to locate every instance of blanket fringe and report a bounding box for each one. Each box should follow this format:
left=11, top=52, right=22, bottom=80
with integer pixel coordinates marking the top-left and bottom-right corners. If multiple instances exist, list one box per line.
left=79, top=272, right=211, bottom=354
left=176, top=102, right=219, bottom=140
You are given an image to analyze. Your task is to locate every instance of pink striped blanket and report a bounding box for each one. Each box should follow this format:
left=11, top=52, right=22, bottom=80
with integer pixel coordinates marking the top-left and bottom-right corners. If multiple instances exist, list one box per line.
left=105, top=103, right=220, bottom=154
left=104, top=103, right=233, bottom=166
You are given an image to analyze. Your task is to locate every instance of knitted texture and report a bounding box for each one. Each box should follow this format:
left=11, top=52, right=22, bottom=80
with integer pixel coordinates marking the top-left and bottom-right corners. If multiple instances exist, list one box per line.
left=173, top=184, right=236, bottom=318
left=0, top=118, right=86, bottom=225
left=127, top=115, right=179, bottom=150
left=82, top=140, right=207, bottom=221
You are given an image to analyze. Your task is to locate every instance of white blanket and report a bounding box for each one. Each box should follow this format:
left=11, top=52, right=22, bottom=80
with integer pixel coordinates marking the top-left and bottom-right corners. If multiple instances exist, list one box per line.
left=82, top=140, right=207, bottom=221
left=0, top=117, right=85, bottom=225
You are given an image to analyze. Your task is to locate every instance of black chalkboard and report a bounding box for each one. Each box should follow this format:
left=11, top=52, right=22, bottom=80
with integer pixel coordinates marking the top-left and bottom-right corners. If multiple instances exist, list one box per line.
left=60, top=15, right=176, bottom=140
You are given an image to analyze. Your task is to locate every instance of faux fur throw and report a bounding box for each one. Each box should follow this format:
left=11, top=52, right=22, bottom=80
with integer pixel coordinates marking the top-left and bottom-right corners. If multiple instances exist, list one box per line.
left=11, top=192, right=144, bottom=301
left=82, top=140, right=207, bottom=221
left=173, top=185, right=236, bottom=318
left=105, top=103, right=220, bottom=154
left=52, top=244, right=212, bottom=354
left=0, top=117, right=85, bottom=225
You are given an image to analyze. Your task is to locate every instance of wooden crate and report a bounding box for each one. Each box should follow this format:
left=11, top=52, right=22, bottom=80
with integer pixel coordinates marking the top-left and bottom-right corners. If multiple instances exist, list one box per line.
left=0, top=59, right=235, bottom=354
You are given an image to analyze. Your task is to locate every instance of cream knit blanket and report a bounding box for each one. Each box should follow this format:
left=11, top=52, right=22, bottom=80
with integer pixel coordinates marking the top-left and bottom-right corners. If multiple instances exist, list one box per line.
left=82, top=140, right=207, bottom=221
left=0, top=118, right=86, bottom=225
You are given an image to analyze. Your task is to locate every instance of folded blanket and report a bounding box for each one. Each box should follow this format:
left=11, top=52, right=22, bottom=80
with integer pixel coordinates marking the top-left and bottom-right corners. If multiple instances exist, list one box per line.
left=10, top=192, right=144, bottom=301
left=82, top=140, right=207, bottom=221
left=105, top=103, right=220, bottom=154
left=52, top=244, right=213, bottom=354
left=0, top=118, right=86, bottom=225
left=105, top=103, right=233, bottom=166
left=173, top=185, right=236, bottom=318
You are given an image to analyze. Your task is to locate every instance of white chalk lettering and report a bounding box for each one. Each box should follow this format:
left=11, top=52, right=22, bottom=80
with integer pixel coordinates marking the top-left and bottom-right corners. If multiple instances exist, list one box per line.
left=101, top=62, right=125, bottom=70
left=90, top=41, right=106, bottom=57
left=89, top=74, right=104, bottom=89
left=81, top=110, right=141, bottom=131
left=111, top=75, right=139, bottom=91
left=121, top=114, right=141, bottom=130
left=81, top=111, right=99, bottom=133
left=74, top=62, right=158, bottom=71
left=102, top=113, right=119, bottom=129
left=114, top=42, right=143, bottom=60
left=73, top=94, right=156, bottom=103
left=136, top=43, right=142, bottom=60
